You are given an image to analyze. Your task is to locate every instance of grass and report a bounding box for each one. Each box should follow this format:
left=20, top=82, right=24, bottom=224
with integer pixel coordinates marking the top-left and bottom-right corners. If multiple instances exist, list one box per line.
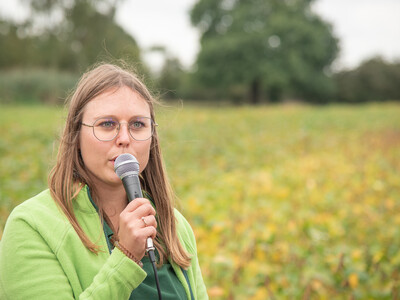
left=1, top=102, right=399, bottom=299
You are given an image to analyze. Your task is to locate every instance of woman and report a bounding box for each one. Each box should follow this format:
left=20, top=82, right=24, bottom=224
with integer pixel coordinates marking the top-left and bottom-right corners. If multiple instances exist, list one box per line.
left=0, top=63, right=208, bottom=299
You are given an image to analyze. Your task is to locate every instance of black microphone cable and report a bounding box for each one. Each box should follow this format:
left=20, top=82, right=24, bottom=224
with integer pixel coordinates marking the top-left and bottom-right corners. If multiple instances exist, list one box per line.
left=146, top=238, right=162, bottom=300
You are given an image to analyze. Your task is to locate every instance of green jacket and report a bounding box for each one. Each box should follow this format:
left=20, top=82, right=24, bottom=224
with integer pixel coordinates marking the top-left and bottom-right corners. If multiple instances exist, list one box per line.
left=0, top=188, right=208, bottom=300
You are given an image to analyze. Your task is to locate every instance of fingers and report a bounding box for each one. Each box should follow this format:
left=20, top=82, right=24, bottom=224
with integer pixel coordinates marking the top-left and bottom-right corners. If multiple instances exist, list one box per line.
left=141, top=215, right=157, bottom=228
left=120, top=198, right=155, bottom=225
left=124, top=198, right=156, bottom=216
left=141, top=225, right=158, bottom=240
left=123, top=221, right=157, bottom=241
left=119, top=198, right=157, bottom=233
left=118, top=219, right=157, bottom=259
left=117, top=198, right=158, bottom=259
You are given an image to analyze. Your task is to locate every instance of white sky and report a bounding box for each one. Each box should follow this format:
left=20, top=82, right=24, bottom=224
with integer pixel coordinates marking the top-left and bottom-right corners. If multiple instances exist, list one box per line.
left=312, top=0, right=400, bottom=71
left=1, top=0, right=400, bottom=72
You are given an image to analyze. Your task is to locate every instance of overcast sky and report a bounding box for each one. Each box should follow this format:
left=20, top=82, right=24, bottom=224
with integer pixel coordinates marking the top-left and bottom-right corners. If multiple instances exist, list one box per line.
left=2, top=0, right=400, bottom=71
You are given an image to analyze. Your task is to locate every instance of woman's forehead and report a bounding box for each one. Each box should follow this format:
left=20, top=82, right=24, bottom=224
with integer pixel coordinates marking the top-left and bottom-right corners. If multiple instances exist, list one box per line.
left=82, top=86, right=151, bottom=119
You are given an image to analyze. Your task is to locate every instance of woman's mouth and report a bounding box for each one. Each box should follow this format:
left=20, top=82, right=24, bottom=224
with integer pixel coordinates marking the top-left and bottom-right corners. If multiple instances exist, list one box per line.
left=110, top=157, right=117, bottom=166
left=110, top=155, right=123, bottom=166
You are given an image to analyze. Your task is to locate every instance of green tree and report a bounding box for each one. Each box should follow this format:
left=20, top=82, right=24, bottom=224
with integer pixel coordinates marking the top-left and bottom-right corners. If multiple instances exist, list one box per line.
left=157, top=57, right=185, bottom=99
left=190, top=0, right=338, bottom=104
left=334, top=57, right=400, bottom=102
left=1, top=0, right=145, bottom=73
left=0, top=21, right=35, bottom=68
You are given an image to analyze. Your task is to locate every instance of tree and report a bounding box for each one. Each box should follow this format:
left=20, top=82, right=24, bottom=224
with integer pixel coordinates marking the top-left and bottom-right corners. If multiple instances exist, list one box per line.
left=1, top=0, right=145, bottom=73
left=334, top=57, right=400, bottom=102
left=157, top=56, right=186, bottom=99
left=190, top=0, right=339, bottom=104
left=0, top=21, right=35, bottom=68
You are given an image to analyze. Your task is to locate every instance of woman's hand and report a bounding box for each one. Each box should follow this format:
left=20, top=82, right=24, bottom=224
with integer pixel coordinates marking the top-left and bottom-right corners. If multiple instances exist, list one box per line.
left=117, top=198, right=157, bottom=261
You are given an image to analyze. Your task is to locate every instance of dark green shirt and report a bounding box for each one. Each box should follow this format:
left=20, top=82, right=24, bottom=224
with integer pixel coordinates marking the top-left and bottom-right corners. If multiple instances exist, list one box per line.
left=87, top=189, right=186, bottom=300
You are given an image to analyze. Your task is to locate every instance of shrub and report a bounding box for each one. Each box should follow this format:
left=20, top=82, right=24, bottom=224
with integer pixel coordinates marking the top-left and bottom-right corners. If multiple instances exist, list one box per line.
left=0, top=69, right=78, bottom=104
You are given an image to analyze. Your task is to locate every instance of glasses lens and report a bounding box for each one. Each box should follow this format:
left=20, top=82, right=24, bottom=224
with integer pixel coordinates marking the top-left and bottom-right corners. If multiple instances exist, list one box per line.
left=93, top=118, right=119, bottom=141
left=128, top=117, right=153, bottom=141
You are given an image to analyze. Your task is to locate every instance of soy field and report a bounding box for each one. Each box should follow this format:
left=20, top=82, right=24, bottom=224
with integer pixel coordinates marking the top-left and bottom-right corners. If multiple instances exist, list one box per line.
left=1, top=102, right=399, bottom=299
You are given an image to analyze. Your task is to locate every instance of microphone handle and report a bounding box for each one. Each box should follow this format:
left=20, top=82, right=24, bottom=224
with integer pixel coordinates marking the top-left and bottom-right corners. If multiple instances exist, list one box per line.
left=121, top=175, right=154, bottom=252
left=122, top=175, right=143, bottom=201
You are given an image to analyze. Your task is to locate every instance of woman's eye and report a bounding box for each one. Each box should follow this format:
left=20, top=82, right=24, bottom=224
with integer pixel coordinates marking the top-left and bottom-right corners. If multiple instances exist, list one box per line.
left=99, top=120, right=117, bottom=128
left=130, top=121, right=145, bottom=129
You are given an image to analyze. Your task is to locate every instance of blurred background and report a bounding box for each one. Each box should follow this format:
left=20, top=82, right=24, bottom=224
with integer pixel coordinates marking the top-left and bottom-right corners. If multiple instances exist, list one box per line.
left=1, top=0, right=400, bottom=104
left=1, top=0, right=400, bottom=299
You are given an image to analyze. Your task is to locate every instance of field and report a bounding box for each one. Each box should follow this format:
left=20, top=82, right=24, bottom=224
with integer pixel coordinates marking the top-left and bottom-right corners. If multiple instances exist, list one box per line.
left=1, top=102, right=399, bottom=299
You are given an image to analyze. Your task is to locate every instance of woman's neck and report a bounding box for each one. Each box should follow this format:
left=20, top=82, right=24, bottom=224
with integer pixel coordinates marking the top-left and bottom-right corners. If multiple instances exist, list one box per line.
left=92, top=183, right=128, bottom=232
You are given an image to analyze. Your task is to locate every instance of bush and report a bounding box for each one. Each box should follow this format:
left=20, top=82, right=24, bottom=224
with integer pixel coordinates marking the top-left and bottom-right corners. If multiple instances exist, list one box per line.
left=0, top=69, right=78, bottom=104
left=334, top=57, right=400, bottom=102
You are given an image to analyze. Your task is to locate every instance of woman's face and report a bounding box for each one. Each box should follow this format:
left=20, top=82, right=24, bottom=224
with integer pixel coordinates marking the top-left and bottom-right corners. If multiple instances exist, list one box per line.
left=79, top=86, right=152, bottom=188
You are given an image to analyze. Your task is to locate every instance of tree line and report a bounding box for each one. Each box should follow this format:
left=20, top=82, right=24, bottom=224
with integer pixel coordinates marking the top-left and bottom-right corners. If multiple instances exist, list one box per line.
left=0, top=0, right=399, bottom=104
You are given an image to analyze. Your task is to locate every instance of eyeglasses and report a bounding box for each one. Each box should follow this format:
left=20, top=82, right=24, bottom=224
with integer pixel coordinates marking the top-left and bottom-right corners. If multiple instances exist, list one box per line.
left=81, top=117, right=157, bottom=141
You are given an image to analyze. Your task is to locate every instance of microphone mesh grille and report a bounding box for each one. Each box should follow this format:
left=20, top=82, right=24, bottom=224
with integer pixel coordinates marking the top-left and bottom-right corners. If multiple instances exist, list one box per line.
left=114, top=153, right=140, bottom=178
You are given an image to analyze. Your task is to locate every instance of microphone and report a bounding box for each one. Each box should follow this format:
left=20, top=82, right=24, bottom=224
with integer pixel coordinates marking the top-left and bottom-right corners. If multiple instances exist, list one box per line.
left=114, top=153, right=162, bottom=300
left=114, top=153, right=143, bottom=201
left=114, top=153, right=155, bottom=252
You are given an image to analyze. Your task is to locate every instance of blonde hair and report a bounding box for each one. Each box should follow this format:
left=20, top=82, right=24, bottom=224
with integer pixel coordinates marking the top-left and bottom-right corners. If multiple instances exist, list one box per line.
left=48, top=63, right=191, bottom=268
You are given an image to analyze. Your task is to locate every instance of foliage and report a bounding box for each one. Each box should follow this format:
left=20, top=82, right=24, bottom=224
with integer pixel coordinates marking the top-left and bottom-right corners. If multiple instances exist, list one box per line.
left=190, top=0, right=339, bottom=104
left=0, top=105, right=64, bottom=235
left=156, top=57, right=186, bottom=100
left=334, top=57, right=400, bottom=103
left=0, top=21, right=35, bottom=68
left=0, top=68, right=78, bottom=104
left=0, top=0, right=146, bottom=74
left=1, top=102, right=400, bottom=298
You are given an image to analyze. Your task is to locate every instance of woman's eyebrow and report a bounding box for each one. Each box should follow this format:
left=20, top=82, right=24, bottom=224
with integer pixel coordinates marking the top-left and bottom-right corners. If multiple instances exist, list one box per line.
left=91, top=114, right=151, bottom=120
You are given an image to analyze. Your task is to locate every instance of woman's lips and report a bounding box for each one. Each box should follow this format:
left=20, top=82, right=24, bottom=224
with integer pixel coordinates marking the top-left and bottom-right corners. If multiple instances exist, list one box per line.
left=110, top=154, right=124, bottom=166
left=109, top=157, right=117, bottom=166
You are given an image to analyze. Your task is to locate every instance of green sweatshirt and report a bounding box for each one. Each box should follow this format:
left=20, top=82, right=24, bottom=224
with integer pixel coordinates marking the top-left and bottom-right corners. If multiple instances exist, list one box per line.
left=0, top=188, right=208, bottom=300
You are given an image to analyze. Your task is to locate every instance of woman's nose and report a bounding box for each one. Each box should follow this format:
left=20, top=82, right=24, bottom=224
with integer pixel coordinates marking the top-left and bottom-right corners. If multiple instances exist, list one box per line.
left=115, top=123, right=131, bottom=145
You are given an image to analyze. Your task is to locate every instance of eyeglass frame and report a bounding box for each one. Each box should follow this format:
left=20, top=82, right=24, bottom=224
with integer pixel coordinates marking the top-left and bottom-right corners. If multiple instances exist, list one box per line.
left=80, top=116, right=158, bottom=141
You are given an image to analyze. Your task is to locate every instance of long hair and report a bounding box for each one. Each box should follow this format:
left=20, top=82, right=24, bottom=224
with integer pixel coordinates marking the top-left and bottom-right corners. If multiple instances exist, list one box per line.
left=48, top=63, right=191, bottom=268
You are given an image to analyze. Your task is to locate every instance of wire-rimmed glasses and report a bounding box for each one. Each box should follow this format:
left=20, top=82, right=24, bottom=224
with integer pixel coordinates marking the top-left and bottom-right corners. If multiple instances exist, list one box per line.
left=81, top=117, right=157, bottom=141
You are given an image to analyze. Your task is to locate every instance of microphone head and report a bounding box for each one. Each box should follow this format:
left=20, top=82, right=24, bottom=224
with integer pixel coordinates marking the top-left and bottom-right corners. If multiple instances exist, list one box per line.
left=114, top=153, right=140, bottom=179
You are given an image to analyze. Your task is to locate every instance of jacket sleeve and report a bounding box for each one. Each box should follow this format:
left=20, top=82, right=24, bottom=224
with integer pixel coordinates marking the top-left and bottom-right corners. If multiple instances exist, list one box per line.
left=0, top=207, right=147, bottom=300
